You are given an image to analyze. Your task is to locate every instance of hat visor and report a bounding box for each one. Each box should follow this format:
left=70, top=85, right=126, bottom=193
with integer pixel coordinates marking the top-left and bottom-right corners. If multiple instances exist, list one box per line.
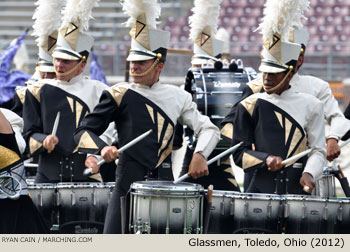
left=39, top=65, right=55, bottom=73
left=126, top=52, right=155, bottom=62
left=259, top=61, right=287, bottom=73
left=52, top=48, right=81, bottom=61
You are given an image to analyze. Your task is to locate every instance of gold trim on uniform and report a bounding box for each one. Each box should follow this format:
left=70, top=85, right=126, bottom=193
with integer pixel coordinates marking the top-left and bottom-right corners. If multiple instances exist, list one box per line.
left=89, top=173, right=102, bottom=182
left=221, top=157, right=231, bottom=165
left=16, top=88, right=27, bottom=105
left=62, top=23, right=79, bottom=51
left=221, top=123, right=233, bottom=140
left=287, top=127, right=304, bottom=159
left=0, top=146, right=21, bottom=170
left=145, top=104, right=155, bottom=124
left=66, top=96, right=74, bottom=113
left=156, top=138, right=174, bottom=168
left=263, top=34, right=282, bottom=64
left=29, top=137, right=43, bottom=155
left=285, top=117, right=292, bottom=145
left=274, top=111, right=283, bottom=129
left=75, top=101, right=83, bottom=128
left=27, top=81, right=45, bottom=102
left=247, top=78, right=263, bottom=94
left=77, top=131, right=99, bottom=150
left=241, top=97, right=258, bottom=117
left=158, top=123, right=173, bottom=156
left=242, top=152, right=263, bottom=170
left=157, top=112, right=165, bottom=142
left=227, top=178, right=239, bottom=187
left=108, top=86, right=128, bottom=107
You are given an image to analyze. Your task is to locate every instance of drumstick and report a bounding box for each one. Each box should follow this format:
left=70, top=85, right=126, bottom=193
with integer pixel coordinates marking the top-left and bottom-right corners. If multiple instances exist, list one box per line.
left=281, top=138, right=350, bottom=166
left=48, top=111, right=60, bottom=154
left=83, top=129, right=153, bottom=175
left=173, top=142, right=243, bottom=184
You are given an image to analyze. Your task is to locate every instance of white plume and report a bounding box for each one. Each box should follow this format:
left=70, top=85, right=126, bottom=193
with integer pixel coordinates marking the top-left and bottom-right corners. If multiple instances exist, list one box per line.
left=189, top=0, right=223, bottom=41
left=121, top=0, right=161, bottom=29
left=256, top=0, right=310, bottom=42
left=60, top=0, right=100, bottom=32
left=32, top=0, right=63, bottom=47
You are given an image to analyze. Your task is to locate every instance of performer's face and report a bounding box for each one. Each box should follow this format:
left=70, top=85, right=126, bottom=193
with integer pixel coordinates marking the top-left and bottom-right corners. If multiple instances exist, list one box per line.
left=40, top=71, right=56, bottom=79
left=262, top=71, right=293, bottom=95
left=53, top=58, right=85, bottom=81
left=130, top=59, right=163, bottom=86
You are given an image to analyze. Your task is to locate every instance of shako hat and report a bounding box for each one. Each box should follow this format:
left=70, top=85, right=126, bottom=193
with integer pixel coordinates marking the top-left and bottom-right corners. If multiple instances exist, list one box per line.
left=122, top=0, right=170, bottom=62
left=256, top=0, right=309, bottom=73
left=52, top=0, right=99, bottom=62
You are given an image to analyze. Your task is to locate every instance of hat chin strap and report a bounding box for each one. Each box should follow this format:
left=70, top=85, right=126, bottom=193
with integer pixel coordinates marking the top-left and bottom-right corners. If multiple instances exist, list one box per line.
left=55, top=57, right=86, bottom=78
left=130, top=57, right=160, bottom=77
left=264, top=66, right=293, bottom=94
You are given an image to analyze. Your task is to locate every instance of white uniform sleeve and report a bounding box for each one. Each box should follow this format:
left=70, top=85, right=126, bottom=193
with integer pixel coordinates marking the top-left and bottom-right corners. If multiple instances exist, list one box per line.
left=0, top=108, right=26, bottom=154
left=318, top=80, right=350, bottom=139
left=303, top=101, right=326, bottom=180
left=178, top=93, right=220, bottom=159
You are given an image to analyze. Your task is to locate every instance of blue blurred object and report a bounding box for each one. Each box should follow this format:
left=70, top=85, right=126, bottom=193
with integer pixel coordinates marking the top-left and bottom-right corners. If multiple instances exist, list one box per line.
left=90, top=50, right=109, bottom=86
left=0, top=29, right=30, bottom=104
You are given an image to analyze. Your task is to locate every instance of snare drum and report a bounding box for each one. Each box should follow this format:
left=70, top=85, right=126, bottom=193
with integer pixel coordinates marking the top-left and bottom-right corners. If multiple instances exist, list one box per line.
left=56, top=182, right=115, bottom=234
left=28, top=183, right=58, bottom=230
left=129, top=181, right=204, bottom=234
left=231, top=193, right=282, bottom=233
left=282, top=195, right=343, bottom=233
left=205, top=190, right=239, bottom=234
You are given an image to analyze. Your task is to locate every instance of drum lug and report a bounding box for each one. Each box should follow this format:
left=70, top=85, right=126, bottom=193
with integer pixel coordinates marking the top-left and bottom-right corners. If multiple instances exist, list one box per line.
left=243, top=199, right=249, bottom=218
left=92, top=190, right=97, bottom=206
left=56, top=191, right=60, bottom=206
left=230, top=198, right=234, bottom=216
left=322, top=204, right=328, bottom=221
left=267, top=200, right=272, bottom=218
left=71, top=191, right=75, bottom=206
left=301, top=203, right=307, bottom=219
left=39, top=191, right=43, bottom=207
left=337, top=204, right=343, bottom=222
left=284, top=202, right=290, bottom=218
left=220, top=200, right=225, bottom=215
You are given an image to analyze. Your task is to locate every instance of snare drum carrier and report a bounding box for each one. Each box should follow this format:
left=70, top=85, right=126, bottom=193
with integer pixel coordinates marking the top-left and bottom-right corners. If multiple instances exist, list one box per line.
left=186, top=61, right=257, bottom=149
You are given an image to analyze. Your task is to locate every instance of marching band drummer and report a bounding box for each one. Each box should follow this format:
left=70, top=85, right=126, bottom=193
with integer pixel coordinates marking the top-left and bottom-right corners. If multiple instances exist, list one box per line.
left=231, top=1, right=326, bottom=195
left=0, top=109, right=48, bottom=233
left=175, top=0, right=241, bottom=191
left=222, top=0, right=350, bottom=192
left=22, top=0, right=114, bottom=183
left=74, top=0, right=220, bottom=234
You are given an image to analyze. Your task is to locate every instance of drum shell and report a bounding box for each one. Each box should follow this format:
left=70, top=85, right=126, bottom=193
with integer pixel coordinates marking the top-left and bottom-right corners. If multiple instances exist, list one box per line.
left=28, top=183, right=57, bottom=229
left=56, top=182, right=115, bottom=234
left=130, top=180, right=204, bottom=234
left=315, top=167, right=336, bottom=197
left=231, top=193, right=282, bottom=233
left=205, top=190, right=238, bottom=234
left=282, top=195, right=343, bottom=234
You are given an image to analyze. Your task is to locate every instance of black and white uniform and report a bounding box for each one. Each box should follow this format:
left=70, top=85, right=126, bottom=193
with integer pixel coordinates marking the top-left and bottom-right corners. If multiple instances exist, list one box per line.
left=23, top=74, right=114, bottom=183
left=74, top=81, right=220, bottom=233
left=231, top=88, right=326, bottom=194
left=0, top=108, right=48, bottom=233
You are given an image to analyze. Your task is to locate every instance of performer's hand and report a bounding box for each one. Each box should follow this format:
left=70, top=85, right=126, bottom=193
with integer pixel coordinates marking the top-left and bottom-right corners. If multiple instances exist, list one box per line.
left=300, top=172, right=315, bottom=194
left=326, top=138, right=340, bottom=161
left=188, top=152, right=209, bottom=179
left=43, top=135, right=59, bottom=152
left=266, top=155, right=284, bottom=172
left=101, top=146, right=119, bottom=163
left=85, top=156, right=100, bottom=174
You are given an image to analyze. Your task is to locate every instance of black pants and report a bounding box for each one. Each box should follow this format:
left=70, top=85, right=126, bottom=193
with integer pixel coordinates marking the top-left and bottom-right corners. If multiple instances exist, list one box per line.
left=103, top=154, right=152, bottom=234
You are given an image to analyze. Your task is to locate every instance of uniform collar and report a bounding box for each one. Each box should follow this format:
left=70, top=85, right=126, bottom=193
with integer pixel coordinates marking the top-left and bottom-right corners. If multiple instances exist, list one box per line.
left=134, top=81, right=160, bottom=89
left=58, top=73, right=83, bottom=84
